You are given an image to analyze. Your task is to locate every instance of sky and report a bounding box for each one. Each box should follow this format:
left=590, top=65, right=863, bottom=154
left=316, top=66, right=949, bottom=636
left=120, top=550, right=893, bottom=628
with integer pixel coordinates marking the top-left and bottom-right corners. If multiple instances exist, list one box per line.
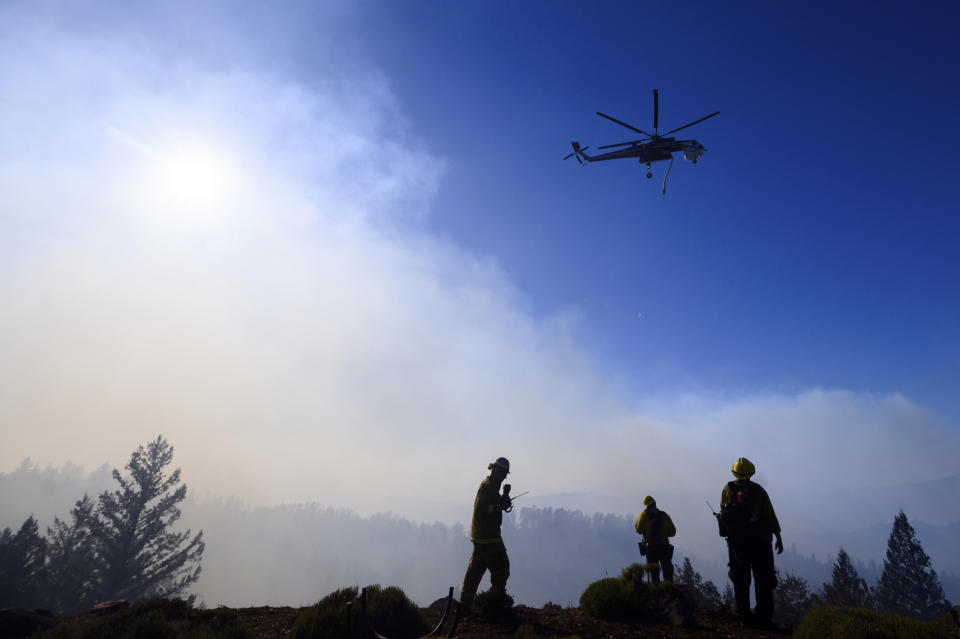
left=2, top=0, right=959, bottom=537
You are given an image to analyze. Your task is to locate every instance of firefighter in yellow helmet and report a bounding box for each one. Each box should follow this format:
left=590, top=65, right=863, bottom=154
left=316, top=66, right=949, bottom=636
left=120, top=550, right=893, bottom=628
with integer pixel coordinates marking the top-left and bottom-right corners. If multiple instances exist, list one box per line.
left=634, top=495, right=676, bottom=584
left=719, top=457, right=783, bottom=626
left=460, top=457, right=512, bottom=608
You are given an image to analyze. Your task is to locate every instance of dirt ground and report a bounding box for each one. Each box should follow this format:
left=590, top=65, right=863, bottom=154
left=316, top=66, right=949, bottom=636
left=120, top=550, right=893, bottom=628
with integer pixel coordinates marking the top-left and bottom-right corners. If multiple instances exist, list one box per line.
left=216, top=601, right=794, bottom=638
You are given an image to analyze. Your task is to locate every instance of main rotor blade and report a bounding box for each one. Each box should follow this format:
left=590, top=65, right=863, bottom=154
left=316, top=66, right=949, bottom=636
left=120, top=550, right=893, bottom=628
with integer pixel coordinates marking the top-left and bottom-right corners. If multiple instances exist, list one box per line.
left=598, top=139, right=650, bottom=149
left=664, top=111, right=719, bottom=135
left=596, top=112, right=652, bottom=137
left=653, top=89, right=659, bottom=134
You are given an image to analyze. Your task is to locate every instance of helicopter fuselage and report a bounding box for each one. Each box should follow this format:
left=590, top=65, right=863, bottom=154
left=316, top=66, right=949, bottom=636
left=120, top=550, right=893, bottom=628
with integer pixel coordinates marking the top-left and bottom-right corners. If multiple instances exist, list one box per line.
left=584, top=137, right=704, bottom=164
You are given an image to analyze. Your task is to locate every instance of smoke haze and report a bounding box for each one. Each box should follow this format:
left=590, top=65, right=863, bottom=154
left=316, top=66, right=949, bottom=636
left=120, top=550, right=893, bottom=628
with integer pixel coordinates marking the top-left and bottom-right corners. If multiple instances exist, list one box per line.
left=2, top=0, right=959, bottom=607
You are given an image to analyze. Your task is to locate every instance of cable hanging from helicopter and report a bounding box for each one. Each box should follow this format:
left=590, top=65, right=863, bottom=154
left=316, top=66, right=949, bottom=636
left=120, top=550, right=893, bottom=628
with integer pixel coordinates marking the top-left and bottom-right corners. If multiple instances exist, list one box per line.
left=563, top=89, right=718, bottom=194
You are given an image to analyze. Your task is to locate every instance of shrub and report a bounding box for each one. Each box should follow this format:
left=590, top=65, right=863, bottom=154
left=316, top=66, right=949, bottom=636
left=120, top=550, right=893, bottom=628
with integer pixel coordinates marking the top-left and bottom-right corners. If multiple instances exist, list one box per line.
left=579, top=578, right=634, bottom=621
left=579, top=568, right=695, bottom=626
left=289, top=587, right=358, bottom=639
left=36, top=598, right=253, bottom=639
left=795, top=606, right=954, bottom=639
left=515, top=623, right=536, bottom=639
left=362, top=585, right=430, bottom=639
left=619, top=564, right=645, bottom=591
left=290, top=585, right=430, bottom=639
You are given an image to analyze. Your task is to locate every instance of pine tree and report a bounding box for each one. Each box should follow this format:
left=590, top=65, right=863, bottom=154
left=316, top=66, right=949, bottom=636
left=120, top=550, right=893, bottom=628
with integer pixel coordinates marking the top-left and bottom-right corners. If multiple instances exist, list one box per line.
left=820, top=547, right=872, bottom=608
left=90, top=435, right=204, bottom=601
left=45, top=495, right=99, bottom=613
left=676, top=556, right=721, bottom=609
left=773, top=571, right=815, bottom=625
left=874, top=510, right=951, bottom=620
left=722, top=584, right=735, bottom=607
left=0, top=516, right=47, bottom=607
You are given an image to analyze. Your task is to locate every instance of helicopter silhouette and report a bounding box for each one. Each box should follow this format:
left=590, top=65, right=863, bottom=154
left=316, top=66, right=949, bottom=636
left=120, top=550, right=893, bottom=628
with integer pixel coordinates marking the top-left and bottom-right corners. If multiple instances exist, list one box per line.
left=565, top=89, right=718, bottom=193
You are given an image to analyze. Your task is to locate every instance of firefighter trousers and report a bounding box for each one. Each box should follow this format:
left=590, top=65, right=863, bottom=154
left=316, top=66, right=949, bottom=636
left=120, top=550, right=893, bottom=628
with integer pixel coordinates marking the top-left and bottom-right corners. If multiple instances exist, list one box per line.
left=727, top=536, right=777, bottom=621
left=646, top=543, right=675, bottom=584
left=461, top=540, right=510, bottom=602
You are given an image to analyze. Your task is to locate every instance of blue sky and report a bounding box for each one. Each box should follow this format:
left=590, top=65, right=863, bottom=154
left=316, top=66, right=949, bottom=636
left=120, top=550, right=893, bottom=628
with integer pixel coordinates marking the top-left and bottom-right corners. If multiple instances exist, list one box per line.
left=356, top=2, right=960, bottom=416
left=1, top=1, right=959, bottom=530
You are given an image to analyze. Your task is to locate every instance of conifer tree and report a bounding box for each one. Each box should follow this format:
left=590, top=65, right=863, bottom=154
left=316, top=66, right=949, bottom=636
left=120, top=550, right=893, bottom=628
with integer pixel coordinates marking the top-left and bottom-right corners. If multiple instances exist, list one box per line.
left=773, top=571, right=815, bottom=625
left=722, top=584, right=734, bottom=607
left=90, top=435, right=204, bottom=601
left=820, top=547, right=872, bottom=608
left=874, top=510, right=950, bottom=620
left=45, top=495, right=99, bottom=613
left=0, top=516, right=47, bottom=607
left=676, top=556, right=721, bottom=609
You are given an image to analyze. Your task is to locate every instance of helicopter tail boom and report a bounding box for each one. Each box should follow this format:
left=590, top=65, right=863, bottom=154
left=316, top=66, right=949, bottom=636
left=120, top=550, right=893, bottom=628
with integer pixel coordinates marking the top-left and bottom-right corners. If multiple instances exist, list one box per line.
left=564, top=141, right=592, bottom=163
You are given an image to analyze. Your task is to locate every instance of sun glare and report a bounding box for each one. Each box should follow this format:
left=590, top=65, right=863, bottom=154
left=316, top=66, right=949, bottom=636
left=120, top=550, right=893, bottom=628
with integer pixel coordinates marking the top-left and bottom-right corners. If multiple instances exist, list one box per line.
left=117, top=130, right=244, bottom=229
left=151, top=145, right=237, bottom=218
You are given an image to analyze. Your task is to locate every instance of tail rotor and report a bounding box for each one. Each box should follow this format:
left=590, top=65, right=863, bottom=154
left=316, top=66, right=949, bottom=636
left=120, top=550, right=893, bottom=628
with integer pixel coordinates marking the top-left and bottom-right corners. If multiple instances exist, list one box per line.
left=563, top=142, right=589, bottom=164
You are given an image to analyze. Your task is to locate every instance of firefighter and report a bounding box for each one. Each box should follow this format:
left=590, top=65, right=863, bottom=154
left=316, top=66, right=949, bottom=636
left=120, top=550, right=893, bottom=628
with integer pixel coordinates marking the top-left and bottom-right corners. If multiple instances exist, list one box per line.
left=634, top=495, right=677, bottom=584
left=719, top=457, right=784, bottom=626
left=460, top=457, right=512, bottom=608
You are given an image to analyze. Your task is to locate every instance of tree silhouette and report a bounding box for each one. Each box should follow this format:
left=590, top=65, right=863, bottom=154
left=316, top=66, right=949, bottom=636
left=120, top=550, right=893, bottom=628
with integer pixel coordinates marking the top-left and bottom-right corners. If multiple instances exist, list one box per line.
left=722, top=584, right=734, bottom=606
left=0, top=516, right=46, bottom=608
left=820, top=547, right=872, bottom=608
left=874, top=510, right=950, bottom=620
left=773, top=571, right=815, bottom=625
left=45, top=495, right=99, bottom=613
left=675, top=556, right=721, bottom=610
left=90, top=435, right=204, bottom=601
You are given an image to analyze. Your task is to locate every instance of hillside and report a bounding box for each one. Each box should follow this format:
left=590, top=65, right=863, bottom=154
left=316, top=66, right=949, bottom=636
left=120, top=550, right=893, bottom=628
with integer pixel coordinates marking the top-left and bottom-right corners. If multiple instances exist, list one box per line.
left=14, top=601, right=795, bottom=638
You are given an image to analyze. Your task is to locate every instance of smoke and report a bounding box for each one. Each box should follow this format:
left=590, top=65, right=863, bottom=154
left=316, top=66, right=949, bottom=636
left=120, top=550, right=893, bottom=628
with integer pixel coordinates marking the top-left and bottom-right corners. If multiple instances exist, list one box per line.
left=2, top=1, right=958, bottom=538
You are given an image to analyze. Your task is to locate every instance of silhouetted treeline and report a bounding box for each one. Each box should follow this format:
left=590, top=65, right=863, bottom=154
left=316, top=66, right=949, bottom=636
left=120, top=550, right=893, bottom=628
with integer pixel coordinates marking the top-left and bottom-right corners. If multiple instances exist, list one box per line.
left=0, top=436, right=203, bottom=613
left=3, top=459, right=958, bottom=619
left=769, top=511, right=953, bottom=624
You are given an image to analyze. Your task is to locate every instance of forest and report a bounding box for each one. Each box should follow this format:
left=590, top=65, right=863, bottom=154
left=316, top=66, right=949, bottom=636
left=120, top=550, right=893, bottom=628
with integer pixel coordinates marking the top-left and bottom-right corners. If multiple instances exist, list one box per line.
left=1, top=436, right=956, bottom=628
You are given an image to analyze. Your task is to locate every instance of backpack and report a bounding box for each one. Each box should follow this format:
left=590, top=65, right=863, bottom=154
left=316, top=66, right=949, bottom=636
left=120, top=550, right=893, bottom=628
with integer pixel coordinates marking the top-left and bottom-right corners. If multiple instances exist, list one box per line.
left=719, top=481, right=760, bottom=536
left=638, top=508, right=659, bottom=555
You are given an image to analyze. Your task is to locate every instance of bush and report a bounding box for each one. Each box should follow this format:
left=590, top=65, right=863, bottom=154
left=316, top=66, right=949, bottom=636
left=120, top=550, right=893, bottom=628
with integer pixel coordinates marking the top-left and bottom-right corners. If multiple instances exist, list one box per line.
left=291, top=585, right=428, bottom=639
left=579, top=578, right=635, bottom=622
left=619, top=564, right=645, bottom=591
left=289, top=587, right=358, bottom=639
left=579, top=566, right=694, bottom=626
left=362, top=585, right=430, bottom=639
left=795, top=606, right=955, bottom=639
left=37, top=598, right=253, bottom=639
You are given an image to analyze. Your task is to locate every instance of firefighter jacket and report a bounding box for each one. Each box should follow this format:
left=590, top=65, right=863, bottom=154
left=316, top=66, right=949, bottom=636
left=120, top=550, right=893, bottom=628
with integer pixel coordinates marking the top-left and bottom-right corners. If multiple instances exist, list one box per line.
left=470, top=477, right=505, bottom=543
left=635, top=506, right=676, bottom=543
left=720, top=479, right=781, bottom=538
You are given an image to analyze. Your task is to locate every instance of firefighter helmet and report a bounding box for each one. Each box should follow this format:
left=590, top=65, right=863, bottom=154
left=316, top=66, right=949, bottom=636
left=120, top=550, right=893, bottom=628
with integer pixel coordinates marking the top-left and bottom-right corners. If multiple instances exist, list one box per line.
left=731, top=457, right=755, bottom=479
left=488, top=457, right=510, bottom=474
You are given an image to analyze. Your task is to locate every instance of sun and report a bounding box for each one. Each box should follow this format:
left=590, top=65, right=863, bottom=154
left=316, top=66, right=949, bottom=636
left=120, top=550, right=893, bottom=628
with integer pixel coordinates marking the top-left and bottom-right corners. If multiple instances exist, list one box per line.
left=109, top=124, right=243, bottom=229
left=147, top=143, right=238, bottom=222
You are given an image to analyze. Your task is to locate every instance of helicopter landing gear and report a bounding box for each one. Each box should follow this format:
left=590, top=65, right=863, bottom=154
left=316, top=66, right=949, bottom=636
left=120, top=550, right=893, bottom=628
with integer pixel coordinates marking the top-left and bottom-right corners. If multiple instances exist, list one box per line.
left=645, top=162, right=653, bottom=179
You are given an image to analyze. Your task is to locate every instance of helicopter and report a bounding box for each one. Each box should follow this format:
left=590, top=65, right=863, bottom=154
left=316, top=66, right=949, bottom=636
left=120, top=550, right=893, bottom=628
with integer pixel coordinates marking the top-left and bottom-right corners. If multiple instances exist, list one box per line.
left=564, top=89, right=718, bottom=193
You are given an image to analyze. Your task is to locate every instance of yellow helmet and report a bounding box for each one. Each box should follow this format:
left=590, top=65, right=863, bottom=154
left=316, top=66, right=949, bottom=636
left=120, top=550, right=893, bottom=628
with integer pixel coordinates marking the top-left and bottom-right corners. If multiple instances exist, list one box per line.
left=731, top=457, right=755, bottom=479
left=643, top=495, right=656, bottom=507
